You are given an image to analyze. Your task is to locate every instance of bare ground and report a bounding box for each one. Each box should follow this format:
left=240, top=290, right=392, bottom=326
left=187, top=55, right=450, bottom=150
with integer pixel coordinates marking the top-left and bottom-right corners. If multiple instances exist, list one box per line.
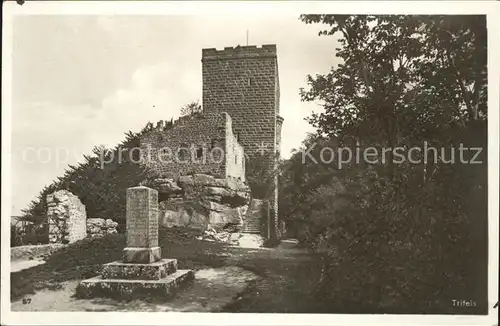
left=11, top=266, right=258, bottom=312
left=11, top=235, right=319, bottom=313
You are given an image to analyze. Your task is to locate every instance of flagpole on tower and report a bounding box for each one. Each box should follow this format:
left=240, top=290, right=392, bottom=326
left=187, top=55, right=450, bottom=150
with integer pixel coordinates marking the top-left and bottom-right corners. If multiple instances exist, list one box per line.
left=246, top=29, right=249, bottom=46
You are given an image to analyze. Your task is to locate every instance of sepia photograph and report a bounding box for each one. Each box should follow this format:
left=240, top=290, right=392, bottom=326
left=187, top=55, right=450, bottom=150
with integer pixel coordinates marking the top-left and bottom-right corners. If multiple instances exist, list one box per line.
left=2, top=1, right=499, bottom=325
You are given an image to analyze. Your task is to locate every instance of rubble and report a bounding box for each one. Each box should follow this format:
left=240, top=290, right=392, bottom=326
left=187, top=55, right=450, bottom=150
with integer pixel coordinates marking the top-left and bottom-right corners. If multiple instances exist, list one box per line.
left=87, top=218, right=119, bottom=238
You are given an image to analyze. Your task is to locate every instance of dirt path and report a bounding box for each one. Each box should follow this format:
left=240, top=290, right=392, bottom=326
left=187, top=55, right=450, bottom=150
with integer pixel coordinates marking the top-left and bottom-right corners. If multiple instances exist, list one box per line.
left=11, top=237, right=318, bottom=313
left=221, top=238, right=321, bottom=313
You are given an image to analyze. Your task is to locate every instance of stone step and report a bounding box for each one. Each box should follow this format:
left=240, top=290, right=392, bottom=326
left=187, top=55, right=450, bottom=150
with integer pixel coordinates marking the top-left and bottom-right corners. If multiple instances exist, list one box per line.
left=243, top=222, right=259, bottom=226
left=242, top=227, right=259, bottom=231
left=244, top=225, right=259, bottom=229
left=101, top=259, right=178, bottom=280
left=242, top=224, right=259, bottom=228
left=76, top=269, right=195, bottom=299
left=242, top=221, right=260, bottom=227
left=241, top=228, right=260, bottom=234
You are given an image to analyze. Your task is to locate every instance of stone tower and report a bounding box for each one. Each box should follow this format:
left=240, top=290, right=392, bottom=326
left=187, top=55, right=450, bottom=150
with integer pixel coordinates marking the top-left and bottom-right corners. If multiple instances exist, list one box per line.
left=201, top=44, right=283, bottom=235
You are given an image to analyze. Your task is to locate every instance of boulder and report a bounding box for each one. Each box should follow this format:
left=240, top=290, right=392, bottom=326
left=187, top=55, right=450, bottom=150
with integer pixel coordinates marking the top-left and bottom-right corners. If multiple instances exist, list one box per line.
left=156, top=174, right=253, bottom=232
left=159, top=202, right=207, bottom=230
left=208, top=205, right=247, bottom=229
left=202, top=201, right=228, bottom=212
left=205, top=186, right=232, bottom=197
left=178, top=175, right=194, bottom=187
left=225, top=177, right=250, bottom=192
left=105, top=219, right=118, bottom=228
left=204, top=186, right=250, bottom=207
left=193, top=174, right=216, bottom=186
left=149, top=178, right=183, bottom=195
left=88, top=218, right=106, bottom=227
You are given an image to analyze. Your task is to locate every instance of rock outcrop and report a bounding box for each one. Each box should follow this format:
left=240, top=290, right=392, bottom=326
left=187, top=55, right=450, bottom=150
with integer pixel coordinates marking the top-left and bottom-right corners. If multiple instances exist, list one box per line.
left=87, top=218, right=119, bottom=238
left=46, top=190, right=87, bottom=244
left=144, top=174, right=251, bottom=231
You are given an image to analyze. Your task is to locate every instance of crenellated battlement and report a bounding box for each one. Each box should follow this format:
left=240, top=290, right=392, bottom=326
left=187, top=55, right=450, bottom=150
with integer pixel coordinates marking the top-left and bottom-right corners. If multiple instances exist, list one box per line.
left=202, top=44, right=277, bottom=61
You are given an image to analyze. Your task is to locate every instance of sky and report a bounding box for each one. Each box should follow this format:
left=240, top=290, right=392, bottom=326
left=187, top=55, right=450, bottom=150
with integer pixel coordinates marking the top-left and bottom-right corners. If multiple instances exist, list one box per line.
left=10, top=14, right=340, bottom=215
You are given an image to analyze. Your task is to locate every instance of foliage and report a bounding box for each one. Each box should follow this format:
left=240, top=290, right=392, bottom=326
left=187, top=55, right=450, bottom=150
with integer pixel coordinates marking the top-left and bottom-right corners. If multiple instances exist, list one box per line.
left=277, top=15, right=488, bottom=313
left=11, top=227, right=24, bottom=247
left=11, top=227, right=226, bottom=301
left=245, top=152, right=280, bottom=200
left=180, top=100, right=202, bottom=117
left=18, top=122, right=158, bottom=241
left=300, top=15, right=486, bottom=145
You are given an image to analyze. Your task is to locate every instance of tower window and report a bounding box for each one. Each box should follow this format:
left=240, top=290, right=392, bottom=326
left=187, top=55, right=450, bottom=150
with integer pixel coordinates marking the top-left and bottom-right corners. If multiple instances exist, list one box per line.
left=196, top=148, right=204, bottom=158
left=177, top=143, right=189, bottom=161
left=247, top=69, right=252, bottom=86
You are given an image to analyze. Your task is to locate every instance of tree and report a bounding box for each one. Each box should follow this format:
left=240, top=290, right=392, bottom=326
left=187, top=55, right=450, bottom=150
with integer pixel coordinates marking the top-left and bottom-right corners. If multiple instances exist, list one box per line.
left=277, top=15, right=488, bottom=313
left=300, top=15, right=486, bottom=144
left=180, top=100, right=202, bottom=117
left=19, top=122, right=157, bottom=242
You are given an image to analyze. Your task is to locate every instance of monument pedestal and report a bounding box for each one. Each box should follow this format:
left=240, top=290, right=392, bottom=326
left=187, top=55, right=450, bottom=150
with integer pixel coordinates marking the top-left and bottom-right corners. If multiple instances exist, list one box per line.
left=77, top=259, right=194, bottom=299
left=123, top=246, right=162, bottom=264
left=76, top=186, right=194, bottom=299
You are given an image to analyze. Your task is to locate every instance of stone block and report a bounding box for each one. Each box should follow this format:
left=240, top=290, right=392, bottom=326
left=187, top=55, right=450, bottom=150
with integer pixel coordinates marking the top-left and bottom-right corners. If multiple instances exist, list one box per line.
left=101, top=259, right=177, bottom=280
left=126, top=186, right=159, bottom=248
left=123, top=246, right=161, bottom=264
left=76, top=269, right=195, bottom=299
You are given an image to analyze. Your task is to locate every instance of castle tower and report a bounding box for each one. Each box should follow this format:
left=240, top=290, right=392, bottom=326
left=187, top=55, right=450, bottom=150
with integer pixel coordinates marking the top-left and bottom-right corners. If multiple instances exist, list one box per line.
left=202, top=45, right=283, bottom=237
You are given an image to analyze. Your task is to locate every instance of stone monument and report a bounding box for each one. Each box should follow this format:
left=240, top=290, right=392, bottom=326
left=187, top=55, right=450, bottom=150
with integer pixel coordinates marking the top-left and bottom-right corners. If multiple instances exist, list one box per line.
left=77, top=186, right=194, bottom=299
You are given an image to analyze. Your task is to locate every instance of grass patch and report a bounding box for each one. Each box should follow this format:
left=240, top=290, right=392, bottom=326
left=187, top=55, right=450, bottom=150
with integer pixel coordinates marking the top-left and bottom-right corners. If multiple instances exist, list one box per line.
left=11, top=230, right=333, bottom=313
left=11, top=227, right=227, bottom=301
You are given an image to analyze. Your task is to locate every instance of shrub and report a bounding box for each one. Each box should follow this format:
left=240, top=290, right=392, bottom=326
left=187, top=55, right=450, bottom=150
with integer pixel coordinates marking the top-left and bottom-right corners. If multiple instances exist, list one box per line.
left=298, top=161, right=486, bottom=313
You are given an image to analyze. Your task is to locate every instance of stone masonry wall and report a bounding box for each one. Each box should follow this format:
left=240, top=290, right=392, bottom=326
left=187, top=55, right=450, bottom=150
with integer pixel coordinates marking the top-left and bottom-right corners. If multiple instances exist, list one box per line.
left=140, top=112, right=245, bottom=181
left=46, top=190, right=87, bottom=244
left=202, top=45, right=282, bottom=236
left=224, top=113, right=245, bottom=181
left=87, top=218, right=119, bottom=238
left=202, top=45, right=280, bottom=160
